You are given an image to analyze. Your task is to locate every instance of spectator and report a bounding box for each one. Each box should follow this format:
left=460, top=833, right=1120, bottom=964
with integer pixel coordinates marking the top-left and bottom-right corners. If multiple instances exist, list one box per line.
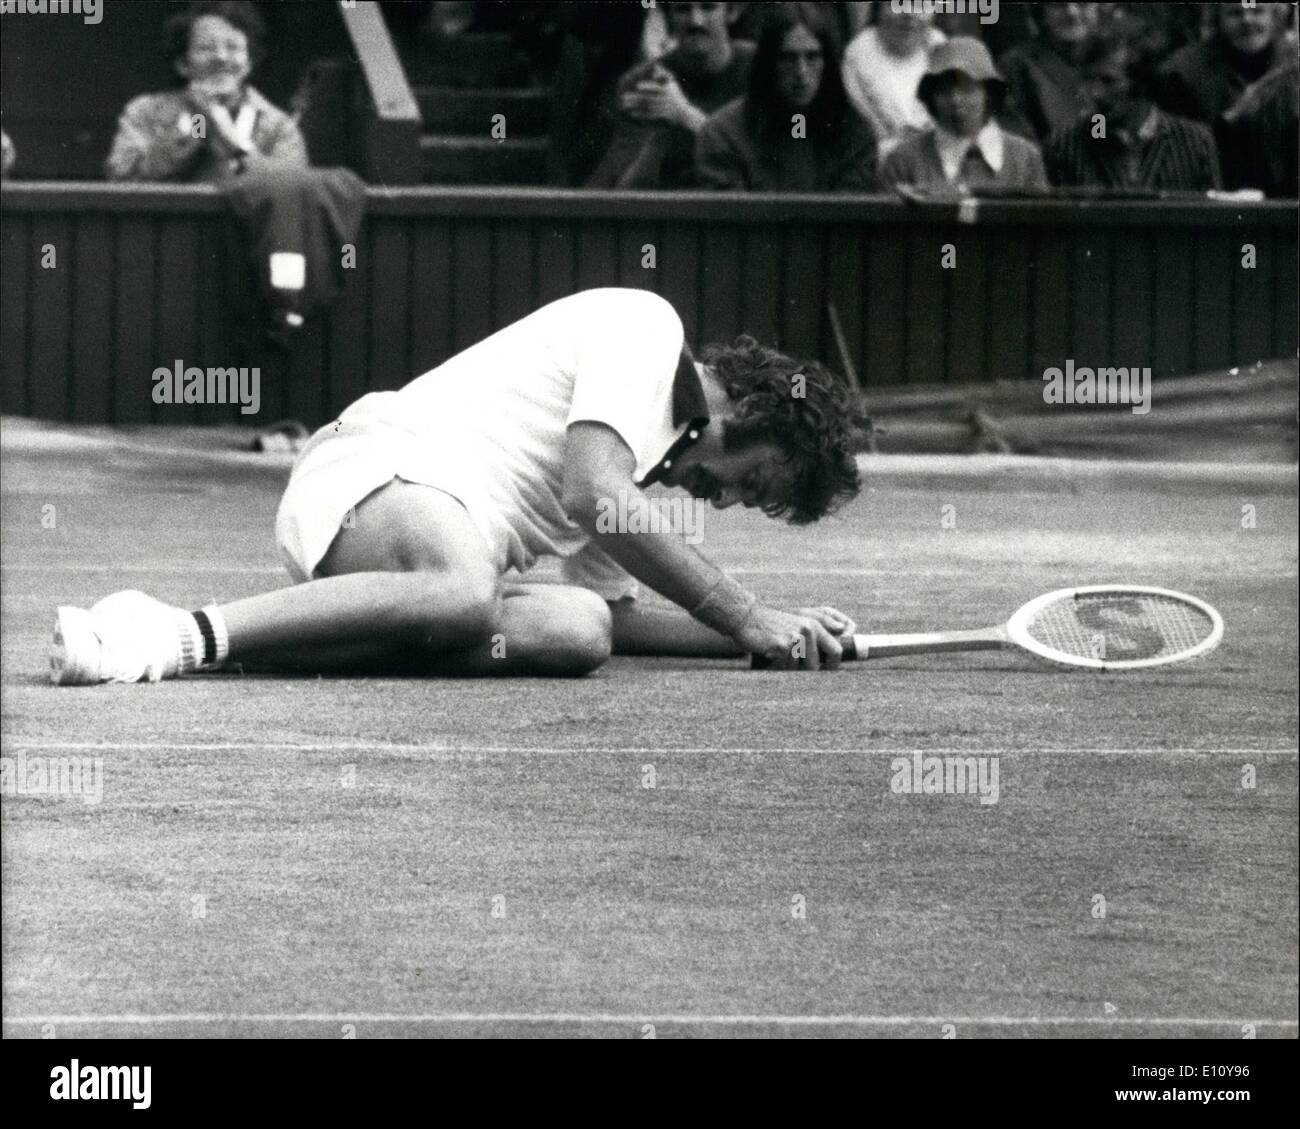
left=1219, top=59, right=1299, bottom=198
left=999, top=2, right=1101, bottom=144
left=106, top=2, right=363, bottom=350
left=422, top=1, right=475, bottom=38
left=105, top=0, right=307, bottom=183
left=879, top=37, right=1048, bottom=193
left=733, top=1, right=870, bottom=52
left=547, top=1, right=648, bottom=185
left=1046, top=36, right=1222, bottom=193
left=1156, top=3, right=1294, bottom=124
left=586, top=1, right=754, bottom=188
left=1109, top=3, right=1203, bottom=68
left=979, top=2, right=1039, bottom=63
left=695, top=4, right=876, bottom=191
left=841, top=3, right=945, bottom=158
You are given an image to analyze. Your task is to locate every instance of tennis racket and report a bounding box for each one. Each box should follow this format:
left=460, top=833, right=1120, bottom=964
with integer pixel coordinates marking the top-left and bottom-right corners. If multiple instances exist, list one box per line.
left=754, top=585, right=1224, bottom=671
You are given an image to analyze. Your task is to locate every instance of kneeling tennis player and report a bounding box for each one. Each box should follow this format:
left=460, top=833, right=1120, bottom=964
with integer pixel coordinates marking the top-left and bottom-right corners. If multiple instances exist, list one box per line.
left=52, top=288, right=868, bottom=682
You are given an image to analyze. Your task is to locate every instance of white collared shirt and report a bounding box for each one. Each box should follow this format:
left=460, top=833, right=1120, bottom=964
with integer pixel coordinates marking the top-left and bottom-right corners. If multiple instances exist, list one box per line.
left=295, top=289, right=693, bottom=599
left=932, top=120, right=1005, bottom=182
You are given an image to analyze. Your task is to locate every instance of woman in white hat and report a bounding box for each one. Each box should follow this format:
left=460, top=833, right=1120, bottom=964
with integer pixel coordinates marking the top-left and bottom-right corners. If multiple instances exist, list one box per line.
left=878, top=37, right=1049, bottom=193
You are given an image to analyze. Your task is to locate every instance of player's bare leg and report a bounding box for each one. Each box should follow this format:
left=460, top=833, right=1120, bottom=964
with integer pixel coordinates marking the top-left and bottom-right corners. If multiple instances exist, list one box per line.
left=52, top=481, right=612, bottom=682
left=242, top=583, right=611, bottom=677
left=222, top=482, right=502, bottom=655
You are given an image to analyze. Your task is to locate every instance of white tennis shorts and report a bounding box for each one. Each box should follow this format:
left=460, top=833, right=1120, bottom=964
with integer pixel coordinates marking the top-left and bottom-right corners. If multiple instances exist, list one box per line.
left=274, top=418, right=506, bottom=584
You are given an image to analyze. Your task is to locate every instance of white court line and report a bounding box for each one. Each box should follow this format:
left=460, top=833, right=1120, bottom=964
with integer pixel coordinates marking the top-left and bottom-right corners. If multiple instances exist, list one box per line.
left=5, top=563, right=1293, bottom=579
left=0, top=563, right=959, bottom=578
left=1, top=564, right=286, bottom=574
left=2, top=1012, right=1295, bottom=1029
left=3, top=740, right=1297, bottom=756
left=0, top=564, right=964, bottom=577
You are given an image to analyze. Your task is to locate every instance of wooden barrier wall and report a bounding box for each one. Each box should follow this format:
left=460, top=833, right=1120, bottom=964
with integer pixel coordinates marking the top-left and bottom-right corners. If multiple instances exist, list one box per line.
left=1, top=183, right=1295, bottom=427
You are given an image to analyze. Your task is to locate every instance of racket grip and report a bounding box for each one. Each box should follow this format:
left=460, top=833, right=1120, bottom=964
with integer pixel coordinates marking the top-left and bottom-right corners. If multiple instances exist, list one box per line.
left=749, top=635, right=859, bottom=669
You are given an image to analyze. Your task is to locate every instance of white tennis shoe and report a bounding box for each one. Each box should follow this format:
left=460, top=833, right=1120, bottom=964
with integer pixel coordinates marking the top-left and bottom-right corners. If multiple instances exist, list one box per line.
left=51, top=590, right=186, bottom=685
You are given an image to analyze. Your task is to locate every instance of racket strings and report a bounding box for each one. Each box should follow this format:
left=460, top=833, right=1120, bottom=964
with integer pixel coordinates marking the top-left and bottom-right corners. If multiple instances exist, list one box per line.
left=1026, top=593, right=1214, bottom=662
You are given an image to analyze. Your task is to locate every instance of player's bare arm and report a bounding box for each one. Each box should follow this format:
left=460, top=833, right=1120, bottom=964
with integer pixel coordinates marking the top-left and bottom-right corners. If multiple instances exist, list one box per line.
left=563, top=421, right=850, bottom=670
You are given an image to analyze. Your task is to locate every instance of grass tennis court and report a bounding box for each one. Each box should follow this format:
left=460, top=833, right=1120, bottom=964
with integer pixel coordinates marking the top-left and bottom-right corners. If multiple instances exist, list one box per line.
left=2, top=420, right=1296, bottom=1039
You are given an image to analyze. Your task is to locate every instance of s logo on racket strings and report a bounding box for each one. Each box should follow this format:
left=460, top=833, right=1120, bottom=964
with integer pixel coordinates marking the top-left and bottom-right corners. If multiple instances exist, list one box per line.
left=1072, top=597, right=1168, bottom=661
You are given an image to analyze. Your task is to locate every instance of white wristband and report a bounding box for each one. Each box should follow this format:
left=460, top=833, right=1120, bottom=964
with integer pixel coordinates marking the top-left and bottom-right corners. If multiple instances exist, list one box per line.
left=689, top=574, right=758, bottom=637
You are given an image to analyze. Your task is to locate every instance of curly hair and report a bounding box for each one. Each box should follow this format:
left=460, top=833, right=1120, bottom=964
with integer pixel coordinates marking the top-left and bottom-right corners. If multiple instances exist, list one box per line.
left=164, top=1, right=267, bottom=70
left=701, top=336, right=870, bottom=524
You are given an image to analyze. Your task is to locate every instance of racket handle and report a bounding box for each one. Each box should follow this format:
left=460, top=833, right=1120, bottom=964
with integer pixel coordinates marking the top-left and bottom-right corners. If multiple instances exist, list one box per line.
left=750, top=635, right=859, bottom=669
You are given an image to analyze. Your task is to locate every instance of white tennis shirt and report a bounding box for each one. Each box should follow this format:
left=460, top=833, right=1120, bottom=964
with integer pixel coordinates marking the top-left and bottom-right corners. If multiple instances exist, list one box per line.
left=313, top=288, right=709, bottom=600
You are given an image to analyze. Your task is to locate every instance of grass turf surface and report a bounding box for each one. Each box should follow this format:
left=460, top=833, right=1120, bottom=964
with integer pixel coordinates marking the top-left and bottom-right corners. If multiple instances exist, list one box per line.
left=2, top=423, right=1297, bottom=1039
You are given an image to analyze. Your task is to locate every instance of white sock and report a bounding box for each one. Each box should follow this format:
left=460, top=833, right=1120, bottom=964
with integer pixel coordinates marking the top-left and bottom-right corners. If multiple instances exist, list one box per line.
left=181, top=606, right=231, bottom=672
left=176, top=612, right=204, bottom=674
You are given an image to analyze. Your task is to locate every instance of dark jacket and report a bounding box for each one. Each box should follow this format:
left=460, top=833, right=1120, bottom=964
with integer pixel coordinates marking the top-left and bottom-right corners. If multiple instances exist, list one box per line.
left=224, top=165, right=366, bottom=320
left=1045, top=108, right=1222, bottom=192
left=1218, top=60, right=1299, bottom=196
left=1156, top=35, right=1294, bottom=124
left=587, top=42, right=756, bottom=188
left=695, top=95, right=877, bottom=192
left=998, top=38, right=1091, bottom=144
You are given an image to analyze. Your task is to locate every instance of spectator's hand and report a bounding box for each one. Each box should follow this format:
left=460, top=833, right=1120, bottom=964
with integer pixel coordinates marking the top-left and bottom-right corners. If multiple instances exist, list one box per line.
left=191, top=100, right=251, bottom=162
left=1, top=129, right=16, bottom=179
left=622, top=72, right=708, bottom=132
left=185, top=80, right=249, bottom=158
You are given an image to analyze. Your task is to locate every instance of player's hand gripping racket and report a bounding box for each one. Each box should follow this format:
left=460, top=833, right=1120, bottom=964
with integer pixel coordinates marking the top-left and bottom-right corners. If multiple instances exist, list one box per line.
left=753, top=586, right=1223, bottom=671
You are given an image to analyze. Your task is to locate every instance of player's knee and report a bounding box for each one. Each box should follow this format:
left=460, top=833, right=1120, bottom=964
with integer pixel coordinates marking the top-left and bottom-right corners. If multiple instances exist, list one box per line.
left=403, top=565, right=502, bottom=645
left=569, top=593, right=614, bottom=674
left=537, top=589, right=612, bottom=676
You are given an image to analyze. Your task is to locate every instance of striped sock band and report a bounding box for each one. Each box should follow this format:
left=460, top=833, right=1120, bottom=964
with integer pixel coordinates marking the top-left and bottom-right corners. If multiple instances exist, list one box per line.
left=176, top=613, right=203, bottom=674
left=191, top=606, right=230, bottom=669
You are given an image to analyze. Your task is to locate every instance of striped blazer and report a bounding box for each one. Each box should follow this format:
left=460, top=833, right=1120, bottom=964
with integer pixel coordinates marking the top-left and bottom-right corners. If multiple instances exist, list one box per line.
left=1044, top=109, right=1222, bottom=192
